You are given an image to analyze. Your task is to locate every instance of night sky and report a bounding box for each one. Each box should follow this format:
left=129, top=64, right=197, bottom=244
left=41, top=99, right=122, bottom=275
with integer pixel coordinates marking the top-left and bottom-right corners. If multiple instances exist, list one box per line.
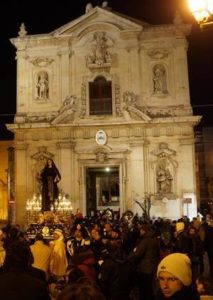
left=0, top=0, right=212, bottom=139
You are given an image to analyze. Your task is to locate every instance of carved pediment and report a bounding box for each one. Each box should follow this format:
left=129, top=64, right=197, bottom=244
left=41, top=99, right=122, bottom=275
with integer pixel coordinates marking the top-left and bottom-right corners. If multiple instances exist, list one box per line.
left=51, top=6, right=144, bottom=38
left=31, top=147, right=54, bottom=161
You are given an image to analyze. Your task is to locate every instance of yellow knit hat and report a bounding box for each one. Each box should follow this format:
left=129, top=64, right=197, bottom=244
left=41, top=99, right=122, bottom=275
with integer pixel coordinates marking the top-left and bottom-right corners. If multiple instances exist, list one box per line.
left=157, top=253, right=192, bottom=286
left=176, top=222, right=185, bottom=232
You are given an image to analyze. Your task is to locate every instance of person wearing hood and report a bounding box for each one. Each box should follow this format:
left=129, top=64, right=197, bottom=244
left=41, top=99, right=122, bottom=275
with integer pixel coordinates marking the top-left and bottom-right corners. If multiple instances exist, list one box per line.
left=50, top=229, right=68, bottom=278
left=128, top=223, right=160, bottom=300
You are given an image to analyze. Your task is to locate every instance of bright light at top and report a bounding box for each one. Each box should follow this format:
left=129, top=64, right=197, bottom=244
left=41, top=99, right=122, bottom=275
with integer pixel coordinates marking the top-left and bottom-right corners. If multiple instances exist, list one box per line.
left=105, top=167, right=110, bottom=172
left=188, top=0, right=213, bottom=23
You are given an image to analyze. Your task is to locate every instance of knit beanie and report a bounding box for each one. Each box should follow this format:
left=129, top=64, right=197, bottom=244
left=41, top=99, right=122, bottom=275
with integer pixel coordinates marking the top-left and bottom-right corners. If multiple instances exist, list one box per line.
left=157, top=253, right=192, bottom=286
left=176, top=222, right=185, bottom=232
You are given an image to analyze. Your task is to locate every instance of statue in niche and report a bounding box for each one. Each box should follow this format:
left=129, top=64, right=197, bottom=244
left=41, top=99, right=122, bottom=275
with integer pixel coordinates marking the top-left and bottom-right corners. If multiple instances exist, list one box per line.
left=153, top=64, right=168, bottom=95
left=156, top=152, right=173, bottom=194
left=151, top=143, right=178, bottom=196
left=36, top=71, right=49, bottom=99
left=87, top=32, right=112, bottom=66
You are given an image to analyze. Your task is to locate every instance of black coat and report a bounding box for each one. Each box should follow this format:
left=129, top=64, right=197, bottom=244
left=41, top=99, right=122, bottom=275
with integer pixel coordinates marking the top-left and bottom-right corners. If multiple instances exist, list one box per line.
left=41, top=165, right=61, bottom=211
left=0, top=269, right=50, bottom=300
left=204, top=226, right=213, bottom=256
left=99, top=254, right=135, bottom=300
left=128, top=231, right=160, bottom=274
left=154, top=285, right=200, bottom=300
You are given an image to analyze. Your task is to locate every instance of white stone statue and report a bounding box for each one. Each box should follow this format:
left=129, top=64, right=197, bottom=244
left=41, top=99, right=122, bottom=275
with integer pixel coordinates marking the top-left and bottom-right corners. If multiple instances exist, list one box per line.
left=36, top=72, right=49, bottom=99
left=85, top=3, right=93, bottom=14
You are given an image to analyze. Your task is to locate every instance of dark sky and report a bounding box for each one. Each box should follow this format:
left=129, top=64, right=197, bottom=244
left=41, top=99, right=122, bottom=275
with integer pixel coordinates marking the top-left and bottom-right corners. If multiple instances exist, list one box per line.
left=0, top=0, right=213, bottom=139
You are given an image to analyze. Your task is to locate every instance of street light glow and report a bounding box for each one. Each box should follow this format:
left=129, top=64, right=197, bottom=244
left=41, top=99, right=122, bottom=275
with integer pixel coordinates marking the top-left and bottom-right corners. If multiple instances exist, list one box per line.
left=188, top=0, right=213, bottom=25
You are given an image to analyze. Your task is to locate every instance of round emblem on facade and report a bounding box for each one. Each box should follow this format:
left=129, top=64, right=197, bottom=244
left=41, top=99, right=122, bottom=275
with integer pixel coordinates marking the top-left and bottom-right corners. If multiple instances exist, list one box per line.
left=95, top=130, right=107, bottom=145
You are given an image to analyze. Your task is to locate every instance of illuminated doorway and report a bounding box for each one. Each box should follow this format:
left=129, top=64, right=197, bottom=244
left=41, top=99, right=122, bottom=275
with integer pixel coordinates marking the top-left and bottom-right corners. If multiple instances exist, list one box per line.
left=86, top=166, right=119, bottom=216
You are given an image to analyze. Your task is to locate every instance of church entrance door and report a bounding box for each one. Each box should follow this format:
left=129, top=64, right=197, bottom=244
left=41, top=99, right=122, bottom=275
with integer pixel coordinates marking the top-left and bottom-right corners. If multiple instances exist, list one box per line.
left=86, top=166, right=120, bottom=217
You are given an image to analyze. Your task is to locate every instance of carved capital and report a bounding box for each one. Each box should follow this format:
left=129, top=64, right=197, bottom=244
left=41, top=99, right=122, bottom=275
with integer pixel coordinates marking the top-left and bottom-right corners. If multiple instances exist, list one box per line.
left=56, top=141, right=76, bottom=149
left=15, top=143, right=28, bottom=150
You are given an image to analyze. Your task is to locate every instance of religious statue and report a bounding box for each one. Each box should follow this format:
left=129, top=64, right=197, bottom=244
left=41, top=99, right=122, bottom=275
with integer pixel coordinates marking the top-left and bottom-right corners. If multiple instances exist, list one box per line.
left=40, top=158, right=61, bottom=211
left=156, top=153, right=173, bottom=194
left=86, top=31, right=112, bottom=66
left=153, top=64, right=168, bottom=95
left=36, top=72, right=49, bottom=99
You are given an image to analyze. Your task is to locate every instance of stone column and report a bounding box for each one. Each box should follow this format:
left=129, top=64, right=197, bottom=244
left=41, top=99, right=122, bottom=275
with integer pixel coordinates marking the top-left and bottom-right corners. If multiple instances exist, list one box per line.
left=128, top=140, right=145, bottom=212
left=57, top=141, right=76, bottom=199
left=60, top=48, right=72, bottom=100
left=16, top=49, right=28, bottom=113
left=179, top=137, right=197, bottom=217
left=15, top=142, right=28, bottom=227
left=174, top=39, right=191, bottom=105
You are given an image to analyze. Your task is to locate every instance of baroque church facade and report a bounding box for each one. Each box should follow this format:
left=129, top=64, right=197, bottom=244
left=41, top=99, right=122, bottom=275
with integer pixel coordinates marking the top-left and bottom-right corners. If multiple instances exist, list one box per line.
left=7, top=4, right=201, bottom=226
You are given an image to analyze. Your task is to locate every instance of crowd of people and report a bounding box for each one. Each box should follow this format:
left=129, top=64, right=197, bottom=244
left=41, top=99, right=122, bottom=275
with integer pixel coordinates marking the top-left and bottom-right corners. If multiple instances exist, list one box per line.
left=0, top=211, right=213, bottom=300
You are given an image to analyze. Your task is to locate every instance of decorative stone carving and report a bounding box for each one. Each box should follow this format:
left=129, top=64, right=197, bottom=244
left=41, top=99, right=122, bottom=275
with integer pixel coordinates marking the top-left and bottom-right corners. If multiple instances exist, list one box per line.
left=115, top=84, right=123, bottom=117
left=123, top=91, right=137, bottom=107
left=30, top=57, right=54, bottom=67
left=18, top=23, right=27, bottom=37
left=153, top=64, right=168, bottom=95
left=80, top=83, right=86, bottom=118
left=86, top=32, right=112, bottom=69
left=26, top=114, right=54, bottom=123
left=123, top=91, right=151, bottom=121
left=143, top=106, right=193, bottom=118
left=151, top=143, right=178, bottom=198
left=95, top=149, right=108, bottom=163
left=51, top=95, right=77, bottom=124
left=147, top=49, right=170, bottom=60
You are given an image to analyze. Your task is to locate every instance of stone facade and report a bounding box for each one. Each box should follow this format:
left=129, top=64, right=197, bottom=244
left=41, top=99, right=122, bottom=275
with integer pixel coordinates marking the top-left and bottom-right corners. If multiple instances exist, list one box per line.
left=7, top=6, right=201, bottom=225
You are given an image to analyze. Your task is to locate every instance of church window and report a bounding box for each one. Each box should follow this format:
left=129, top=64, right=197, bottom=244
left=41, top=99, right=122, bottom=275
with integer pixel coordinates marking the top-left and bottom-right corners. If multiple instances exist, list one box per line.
left=89, top=76, right=112, bottom=115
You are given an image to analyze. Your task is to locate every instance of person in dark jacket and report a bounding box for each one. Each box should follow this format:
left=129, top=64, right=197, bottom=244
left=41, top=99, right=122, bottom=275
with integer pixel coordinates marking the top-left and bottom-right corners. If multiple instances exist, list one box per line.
left=99, top=240, right=135, bottom=300
left=128, top=223, right=160, bottom=300
left=155, top=252, right=200, bottom=299
left=0, top=240, right=50, bottom=300
left=173, top=222, right=190, bottom=254
left=204, top=218, right=213, bottom=279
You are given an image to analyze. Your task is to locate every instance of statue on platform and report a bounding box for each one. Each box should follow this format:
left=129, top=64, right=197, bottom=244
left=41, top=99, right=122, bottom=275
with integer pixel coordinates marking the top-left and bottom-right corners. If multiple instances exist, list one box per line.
left=40, top=159, right=61, bottom=211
